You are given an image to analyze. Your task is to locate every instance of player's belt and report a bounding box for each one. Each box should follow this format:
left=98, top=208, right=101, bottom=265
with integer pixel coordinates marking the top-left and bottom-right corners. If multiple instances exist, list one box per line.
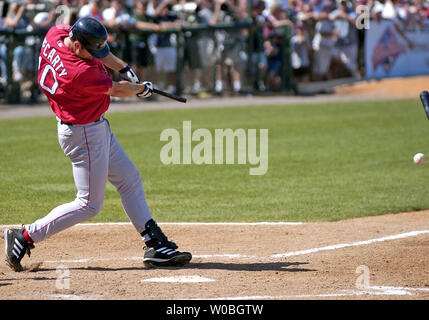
left=60, top=117, right=102, bottom=126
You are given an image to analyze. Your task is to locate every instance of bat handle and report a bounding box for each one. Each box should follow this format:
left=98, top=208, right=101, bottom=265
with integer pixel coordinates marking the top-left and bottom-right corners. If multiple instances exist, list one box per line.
left=152, top=88, right=187, bottom=103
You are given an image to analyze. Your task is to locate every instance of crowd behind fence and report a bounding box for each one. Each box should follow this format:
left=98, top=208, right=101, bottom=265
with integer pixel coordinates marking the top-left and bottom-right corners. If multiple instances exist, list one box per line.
left=0, top=0, right=428, bottom=104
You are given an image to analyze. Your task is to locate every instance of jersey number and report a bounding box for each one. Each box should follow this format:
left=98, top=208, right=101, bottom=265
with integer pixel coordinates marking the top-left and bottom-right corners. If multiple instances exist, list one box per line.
left=39, top=64, right=59, bottom=95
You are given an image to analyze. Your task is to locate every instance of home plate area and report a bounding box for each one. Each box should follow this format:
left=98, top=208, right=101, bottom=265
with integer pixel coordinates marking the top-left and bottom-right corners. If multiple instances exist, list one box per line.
left=0, top=211, right=428, bottom=300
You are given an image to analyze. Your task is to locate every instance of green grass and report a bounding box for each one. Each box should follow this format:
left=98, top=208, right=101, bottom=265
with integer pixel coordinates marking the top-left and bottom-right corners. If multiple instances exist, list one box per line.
left=1, top=98, right=429, bottom=224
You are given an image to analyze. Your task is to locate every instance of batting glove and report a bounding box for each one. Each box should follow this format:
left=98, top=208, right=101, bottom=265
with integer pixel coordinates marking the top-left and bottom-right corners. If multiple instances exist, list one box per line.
left=137, top=81, right=153, bottom=98
left=119, top=65, right=139, bottom=83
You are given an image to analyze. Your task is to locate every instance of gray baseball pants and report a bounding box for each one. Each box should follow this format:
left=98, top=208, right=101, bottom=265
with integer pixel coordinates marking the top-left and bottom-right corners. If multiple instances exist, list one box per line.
left=26, top=117, right=152, bottom=243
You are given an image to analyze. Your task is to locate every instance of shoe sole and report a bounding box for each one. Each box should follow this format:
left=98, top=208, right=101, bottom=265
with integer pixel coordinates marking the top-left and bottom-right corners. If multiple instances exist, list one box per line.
left=143, top=253, right=192, bottom=268
left=2, top=229, right=23, bottom=272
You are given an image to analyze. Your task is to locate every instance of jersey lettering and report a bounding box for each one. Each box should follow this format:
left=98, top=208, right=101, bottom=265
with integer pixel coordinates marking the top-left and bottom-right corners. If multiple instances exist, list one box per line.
left=39, top=65, right=58, bottom=95
left=41, top=37, right=68, bottom=77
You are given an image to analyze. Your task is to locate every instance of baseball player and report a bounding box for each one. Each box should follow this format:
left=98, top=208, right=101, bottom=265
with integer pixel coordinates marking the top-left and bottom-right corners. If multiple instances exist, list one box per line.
left=2, top=17, right=192, bottom=272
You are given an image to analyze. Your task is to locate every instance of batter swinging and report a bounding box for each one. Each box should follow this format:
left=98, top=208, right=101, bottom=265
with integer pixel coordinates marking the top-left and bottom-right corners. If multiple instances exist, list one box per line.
left=3, top=17, right=192, bottom=271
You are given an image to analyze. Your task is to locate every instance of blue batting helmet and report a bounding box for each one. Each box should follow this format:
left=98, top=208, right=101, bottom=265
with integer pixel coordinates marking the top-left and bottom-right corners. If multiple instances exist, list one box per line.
left=70, top=17, right=110, bottom=58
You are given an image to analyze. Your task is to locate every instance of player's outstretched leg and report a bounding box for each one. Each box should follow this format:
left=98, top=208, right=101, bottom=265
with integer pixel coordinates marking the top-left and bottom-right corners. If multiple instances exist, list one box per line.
left=2, top=228, right=34, bottom=272
left=141, top=219, right=192, bottom=268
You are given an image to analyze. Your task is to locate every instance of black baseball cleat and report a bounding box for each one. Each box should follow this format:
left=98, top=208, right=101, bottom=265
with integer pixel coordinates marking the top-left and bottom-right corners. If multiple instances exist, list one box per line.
left=141, top=219, right=192, bottom=268
left=143, top=246, right=192, bottom=268
left=3, top=229, right=34, bottom=272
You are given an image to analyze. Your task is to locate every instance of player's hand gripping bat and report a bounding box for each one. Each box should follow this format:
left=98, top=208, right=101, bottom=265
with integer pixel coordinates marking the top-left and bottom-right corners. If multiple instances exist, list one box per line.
left=137, top=82, right=187, bottom=103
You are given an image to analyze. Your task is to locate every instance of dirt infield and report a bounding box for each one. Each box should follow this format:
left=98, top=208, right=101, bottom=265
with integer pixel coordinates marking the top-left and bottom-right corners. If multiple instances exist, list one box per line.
left=1, top=211, right=428, bottom=300
left=334, top=75, right=429, bottom=99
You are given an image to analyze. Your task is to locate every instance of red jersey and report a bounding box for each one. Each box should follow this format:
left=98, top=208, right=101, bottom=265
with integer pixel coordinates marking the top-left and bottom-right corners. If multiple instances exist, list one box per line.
left=38, top=25, right=112, bottom=124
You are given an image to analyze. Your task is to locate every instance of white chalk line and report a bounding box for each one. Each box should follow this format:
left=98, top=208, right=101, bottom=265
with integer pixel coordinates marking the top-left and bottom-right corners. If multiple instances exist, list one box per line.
left=0, top=221, right=303, bottom=229
left=39, top=229, right=429, bottom=264
left=271, top=229, right=429, bottom=258
left=141, top=275, right=215, bottom=283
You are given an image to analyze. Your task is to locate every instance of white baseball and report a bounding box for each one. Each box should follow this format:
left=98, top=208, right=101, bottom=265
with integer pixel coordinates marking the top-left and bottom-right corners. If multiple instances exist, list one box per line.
left=413, top=153, right=426, bottom=165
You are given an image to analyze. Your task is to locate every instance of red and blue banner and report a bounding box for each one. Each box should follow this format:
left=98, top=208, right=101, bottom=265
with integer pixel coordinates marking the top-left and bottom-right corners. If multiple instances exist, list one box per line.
left=365, top=19, right=429, bottom=78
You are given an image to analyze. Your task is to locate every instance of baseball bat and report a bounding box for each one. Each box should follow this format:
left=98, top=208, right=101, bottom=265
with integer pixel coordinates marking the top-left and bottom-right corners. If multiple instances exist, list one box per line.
left=152, top=88, right=187, bottom=103
left=419, top=91, right=429, bottom=120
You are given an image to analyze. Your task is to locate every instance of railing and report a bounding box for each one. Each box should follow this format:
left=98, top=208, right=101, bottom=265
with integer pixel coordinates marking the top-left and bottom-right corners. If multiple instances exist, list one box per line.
left=0, top=21, right=294, bottom=104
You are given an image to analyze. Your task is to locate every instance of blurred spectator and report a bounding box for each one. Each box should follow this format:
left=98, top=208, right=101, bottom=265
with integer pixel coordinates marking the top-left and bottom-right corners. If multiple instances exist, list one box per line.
left=265, top=0, right=290, bottom=12
left=23, top=2, right=57, bottom=99
left=262, top=2, right=294, bottom=90
left=249, top=0, right=268, bottom=92
left=180, top=0, right=205, bottom=94
left=0, top=1, right=6, bottom=72
left=210, top=0, right=247, bottom=95
left=79, top=0, right=105, bottom=21
left=0, top=4, right=5, bottom=86
left=290, top=21, right=311, bottom=82
left=266, top=1, right=294, bottom=29
left=330, top=0, right=359, bottom=78
left=60, top=0, right=83, bottom=24
left=129, top=0, right=159, bottom=81
left=393, top=0, right=424, bottom=29
left=79, top=0, right=91, bottom=7
left=1, top=2, right=29, bottom=82
left=0, top=0, right=56, bottom=99
left=371, top=1, right=385, bottom=21
left=103, top=0, right=136, bottom=62
left=151, top=0, right=181, bottom=93
left=311, top=4, right=336, bottom=81
left=382, top=0, right=397, bottom=19
left=264, top=31, right=283, bottom=89
left=296, top=2, right=316, bottom=24
left=103, top=0, right=135, bottom=29
left=295, top=2, right=316, bottom=46
left=423, top=0, right=429, bottom=18
left=192, top=0, right=217, bottom=94
left=413, top=0, right=427, bottom=28
left=309, top=0, right=323, bottom=14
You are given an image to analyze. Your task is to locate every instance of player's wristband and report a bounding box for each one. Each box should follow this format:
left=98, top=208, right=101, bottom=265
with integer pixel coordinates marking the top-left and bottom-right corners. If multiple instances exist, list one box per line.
left=119, top=65, right=131, bottom=74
